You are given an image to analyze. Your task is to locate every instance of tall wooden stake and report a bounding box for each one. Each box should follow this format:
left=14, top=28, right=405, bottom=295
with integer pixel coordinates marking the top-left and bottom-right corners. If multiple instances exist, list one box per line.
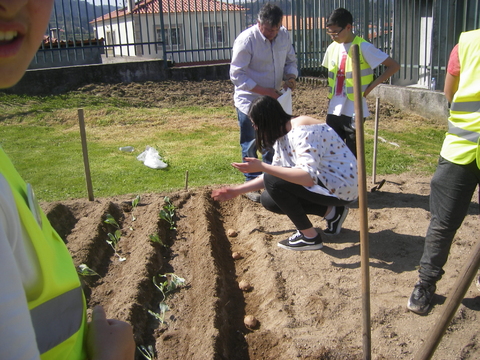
left=352, top=44, right=371, bottom=360
left=78, top=109, right=94, bottom=201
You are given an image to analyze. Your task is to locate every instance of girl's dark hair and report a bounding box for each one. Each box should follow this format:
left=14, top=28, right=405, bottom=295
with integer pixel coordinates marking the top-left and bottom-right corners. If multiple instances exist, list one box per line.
left=326, top=8, right=353, bottom=28
left=248, top=96, right=292, bottom=152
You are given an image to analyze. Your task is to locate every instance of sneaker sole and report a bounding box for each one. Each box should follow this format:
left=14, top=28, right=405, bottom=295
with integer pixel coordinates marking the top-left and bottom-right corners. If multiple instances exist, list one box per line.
left=277, top=242, right=324, bottom=251
left=324, top=207, right=349, bottom=236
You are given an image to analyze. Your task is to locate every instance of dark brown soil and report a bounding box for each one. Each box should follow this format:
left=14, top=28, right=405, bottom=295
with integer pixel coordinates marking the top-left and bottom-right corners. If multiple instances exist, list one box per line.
left=42, top=80, right=479, bottom=360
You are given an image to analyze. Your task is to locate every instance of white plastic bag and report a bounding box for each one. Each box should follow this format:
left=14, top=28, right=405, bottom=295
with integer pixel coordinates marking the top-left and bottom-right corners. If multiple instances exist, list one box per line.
left=277, top=88, right=292, bottom=115
left=137, top=146, right=168, bottom=169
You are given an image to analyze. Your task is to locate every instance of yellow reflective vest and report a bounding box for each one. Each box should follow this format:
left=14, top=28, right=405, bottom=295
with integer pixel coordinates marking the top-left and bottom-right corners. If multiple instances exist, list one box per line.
left=326, top=36, right=374, bottom=100
left=440, top=29, right=480, bottom=167
left=0, top=148, right=87, bottom=360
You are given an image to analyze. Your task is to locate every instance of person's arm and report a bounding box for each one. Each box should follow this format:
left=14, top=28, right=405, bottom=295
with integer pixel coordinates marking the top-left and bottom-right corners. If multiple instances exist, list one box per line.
left=232, top=158, right=314, bottom=187
left=283, top=35, right=298, bottom=90
left=364, top=56, right=400, bottom=97
left=87, top=305, right=136, bottom=360
left=444, top=44, right=460, bottom=103
left=211, top=175, right=264, bottom=202
left=444, top=72, right=459, bottom=104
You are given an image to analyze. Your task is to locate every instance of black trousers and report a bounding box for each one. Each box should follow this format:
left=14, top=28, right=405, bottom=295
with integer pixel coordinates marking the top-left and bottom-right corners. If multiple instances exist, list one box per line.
left=260, top=173, right=352, bottom=230
left=326, top=114, right=357, bottom=157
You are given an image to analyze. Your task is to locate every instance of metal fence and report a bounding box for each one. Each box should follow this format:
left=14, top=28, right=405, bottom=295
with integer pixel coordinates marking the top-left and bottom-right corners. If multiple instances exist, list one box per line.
left=35, top=0, right=480, bottom=89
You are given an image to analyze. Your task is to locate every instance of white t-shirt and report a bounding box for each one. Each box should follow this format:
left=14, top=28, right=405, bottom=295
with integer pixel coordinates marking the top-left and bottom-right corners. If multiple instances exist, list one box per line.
left=0, top=174, right=42, bottom=360
left=322, top=40, right=388, bottom=117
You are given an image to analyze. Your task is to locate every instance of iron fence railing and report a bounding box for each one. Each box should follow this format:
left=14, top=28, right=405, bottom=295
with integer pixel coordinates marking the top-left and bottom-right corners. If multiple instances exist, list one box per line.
left=34, top=0, right=480, bottom=90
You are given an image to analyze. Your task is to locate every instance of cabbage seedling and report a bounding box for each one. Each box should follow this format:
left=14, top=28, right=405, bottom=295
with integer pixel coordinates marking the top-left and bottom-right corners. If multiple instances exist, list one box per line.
left=147, top=302, right=170, bottom=324
left=104, top=214, right=120, bottom=229
left=149, top=233, right=168, bottom=248
left=131, top=195, right=140, bottom=221
left=77, top=264, right=100, bottom=277
left=159, top=196, right=176, bottom=230
left=106, top=229, right=126, bottom=262
left=153, top=273, right=185, bottom=300
left=138, top=345, right=156, bottom=360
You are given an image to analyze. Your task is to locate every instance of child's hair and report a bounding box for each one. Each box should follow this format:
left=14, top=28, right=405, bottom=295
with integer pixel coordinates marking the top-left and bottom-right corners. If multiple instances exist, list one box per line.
left=248, top=96, right=292, bottom=151
left=326, top=8, right=353, bottom=28
left=258, top=3, right=283, bottom=27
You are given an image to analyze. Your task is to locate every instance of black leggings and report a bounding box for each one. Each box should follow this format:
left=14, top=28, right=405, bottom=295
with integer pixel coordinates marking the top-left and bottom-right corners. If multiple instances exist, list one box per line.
left=260, top=173, right=352, bottom=231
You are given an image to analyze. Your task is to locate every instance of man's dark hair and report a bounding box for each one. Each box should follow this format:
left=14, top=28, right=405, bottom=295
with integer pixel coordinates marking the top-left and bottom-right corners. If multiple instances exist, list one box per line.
left=258, top=3, right=283, bottom=26
left=326, top=8, right=353, bottom=28
left=248, top=95, right=292, bottom=151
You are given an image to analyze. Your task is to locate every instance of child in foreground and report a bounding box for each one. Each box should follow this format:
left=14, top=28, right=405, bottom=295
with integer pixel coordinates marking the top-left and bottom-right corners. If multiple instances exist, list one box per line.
left=0, top=1, right=135, bottom=359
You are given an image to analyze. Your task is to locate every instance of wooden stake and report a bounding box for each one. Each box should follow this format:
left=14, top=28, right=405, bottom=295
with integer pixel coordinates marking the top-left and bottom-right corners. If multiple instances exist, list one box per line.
left=78, top=109, right=94, bottom=201
left=352, top=44, right=371, bottom=360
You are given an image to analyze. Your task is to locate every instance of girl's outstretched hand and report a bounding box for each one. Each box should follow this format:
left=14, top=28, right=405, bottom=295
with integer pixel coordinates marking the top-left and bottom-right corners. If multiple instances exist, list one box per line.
left=232, top=157, right=263, bottom=174
left=211, top=187, right=239, bottom=202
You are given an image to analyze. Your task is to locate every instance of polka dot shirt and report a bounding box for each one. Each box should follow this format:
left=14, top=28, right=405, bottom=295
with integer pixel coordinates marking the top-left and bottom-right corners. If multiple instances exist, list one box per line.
left=273, top=124, right=358, bottom=201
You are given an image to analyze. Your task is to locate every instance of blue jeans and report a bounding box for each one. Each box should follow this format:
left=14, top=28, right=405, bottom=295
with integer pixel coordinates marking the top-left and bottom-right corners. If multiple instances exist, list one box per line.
left=237, top=108, right=273, bottom=181
left=419, top=156, right=480, bottom=284
left=261, top=173, right=352, bottom=230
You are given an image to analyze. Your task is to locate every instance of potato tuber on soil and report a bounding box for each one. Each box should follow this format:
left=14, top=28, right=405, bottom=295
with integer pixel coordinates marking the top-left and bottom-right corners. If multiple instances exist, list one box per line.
left=238, top=280, right=252, bottom=291
left=244, top=315, right=258, bottom=329
left=227, top=229, right=238, bottom=237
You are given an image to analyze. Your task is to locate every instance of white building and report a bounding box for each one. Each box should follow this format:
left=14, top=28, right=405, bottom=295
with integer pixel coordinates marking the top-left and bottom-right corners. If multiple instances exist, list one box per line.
left=91, top=0, right=245, bottom=64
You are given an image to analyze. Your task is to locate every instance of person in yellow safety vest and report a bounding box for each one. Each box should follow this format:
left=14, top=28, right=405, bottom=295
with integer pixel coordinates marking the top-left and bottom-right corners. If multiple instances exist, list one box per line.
left=322, top=8, right=400, bottom=157
left=0, top=0, right=135, bottom=359
left=407, top=28, right=480, bottom=315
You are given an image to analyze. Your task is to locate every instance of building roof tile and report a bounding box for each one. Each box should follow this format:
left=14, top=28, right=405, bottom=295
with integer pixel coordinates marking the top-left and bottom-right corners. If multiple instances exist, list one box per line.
left=92, top=0, right=244, bottom=22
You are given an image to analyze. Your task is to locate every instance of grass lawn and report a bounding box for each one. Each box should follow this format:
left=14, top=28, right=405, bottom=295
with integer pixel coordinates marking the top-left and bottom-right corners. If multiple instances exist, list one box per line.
left=0, top=89, right=445, bottom=202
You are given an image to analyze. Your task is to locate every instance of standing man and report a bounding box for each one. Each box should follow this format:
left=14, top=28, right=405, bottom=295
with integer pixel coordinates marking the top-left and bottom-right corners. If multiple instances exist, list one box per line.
left=322, top=8, right=399, bottom=156
left=407, top=28, right=480, bottom=315
left=230, top=3, right=298, bottom=202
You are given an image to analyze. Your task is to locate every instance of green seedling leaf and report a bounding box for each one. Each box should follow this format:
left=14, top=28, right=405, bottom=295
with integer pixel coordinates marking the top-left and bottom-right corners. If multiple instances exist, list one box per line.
left=153, top=273, right=185, bottom=298
left=149, top=233, right=167, bottom=247
left=77, top=264, right=100, bottom=277
left=131, top=195, right=140, bottom=221
left=148, top=302, right=169, bottom=324
left=104, top=214, right=120, bottom=229
left=138, top=345, right=155, bottom=360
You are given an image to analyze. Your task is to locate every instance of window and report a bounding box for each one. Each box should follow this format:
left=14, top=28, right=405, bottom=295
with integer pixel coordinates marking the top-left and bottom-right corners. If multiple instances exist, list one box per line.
left=203, top=25, right=225, bottom=47
left=105, top=30, right=116, bottom=45
left=156, top=26, right=182, bottom=50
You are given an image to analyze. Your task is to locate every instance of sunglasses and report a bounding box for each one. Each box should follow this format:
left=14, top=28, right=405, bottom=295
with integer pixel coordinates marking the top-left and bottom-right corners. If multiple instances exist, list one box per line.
left=326, top=27, right=345, bottom=37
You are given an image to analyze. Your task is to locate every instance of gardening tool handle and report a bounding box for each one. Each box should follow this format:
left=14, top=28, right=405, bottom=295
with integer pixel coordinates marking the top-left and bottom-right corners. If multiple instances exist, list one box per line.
left=352, top=44, right=371, bottom=360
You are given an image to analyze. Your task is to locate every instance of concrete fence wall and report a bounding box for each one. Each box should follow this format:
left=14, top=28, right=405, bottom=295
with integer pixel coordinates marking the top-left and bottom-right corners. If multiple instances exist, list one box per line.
left=369, top=84, right=449, bottom=125
left=3, top=61, right=448, bottom=125
left=4, top=60, right=230, bottom=96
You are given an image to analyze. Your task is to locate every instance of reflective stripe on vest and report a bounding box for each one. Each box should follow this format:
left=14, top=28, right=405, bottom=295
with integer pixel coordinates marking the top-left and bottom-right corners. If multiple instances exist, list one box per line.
left=31, top=286, right=84, bottom=354
left=450, top=101, right=480, bottom=113
left=447, top=120, right=480, bottom=143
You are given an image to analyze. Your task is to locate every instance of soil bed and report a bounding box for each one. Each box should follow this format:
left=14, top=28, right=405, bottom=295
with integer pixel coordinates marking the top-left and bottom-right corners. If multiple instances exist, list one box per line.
left=43, top=80, right=479, bottom=360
